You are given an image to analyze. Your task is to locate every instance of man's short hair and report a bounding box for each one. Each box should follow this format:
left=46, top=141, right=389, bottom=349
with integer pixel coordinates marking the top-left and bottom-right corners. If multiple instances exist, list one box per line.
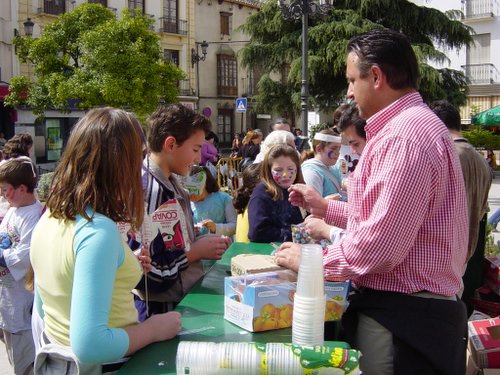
left=269, top=118, right=291, bottom=132
left=0, top=157, right=38, bottom=193
left=347, top=28, right=420, bottom=91
left=428, top=100, right=461, bottom=132
left=148, top=104, right=212, bottom=153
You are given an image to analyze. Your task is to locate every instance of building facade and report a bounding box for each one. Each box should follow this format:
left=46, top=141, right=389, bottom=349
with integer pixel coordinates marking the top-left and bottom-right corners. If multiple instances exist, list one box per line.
left=412, top=0, right=500, bottom=123
left=0, top=0, right=198, bottom=164
left=194, top=0, right=265, bottom=147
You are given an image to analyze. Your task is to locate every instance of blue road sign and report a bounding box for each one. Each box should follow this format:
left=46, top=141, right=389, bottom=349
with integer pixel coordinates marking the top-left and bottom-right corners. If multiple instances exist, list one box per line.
left=236, top=97, right=247, bottom=113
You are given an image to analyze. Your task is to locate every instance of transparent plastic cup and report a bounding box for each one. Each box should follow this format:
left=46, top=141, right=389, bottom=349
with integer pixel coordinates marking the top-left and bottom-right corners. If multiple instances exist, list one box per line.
left=296, top=244, right=325, bottom=297
left=266, top=343, right=302, bottom=375
left=176, top=342, right=218, bottom=374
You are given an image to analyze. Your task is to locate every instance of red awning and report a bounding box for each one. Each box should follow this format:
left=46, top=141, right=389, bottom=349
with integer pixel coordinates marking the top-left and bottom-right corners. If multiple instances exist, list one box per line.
left=0, top=84, right=10, bottom=100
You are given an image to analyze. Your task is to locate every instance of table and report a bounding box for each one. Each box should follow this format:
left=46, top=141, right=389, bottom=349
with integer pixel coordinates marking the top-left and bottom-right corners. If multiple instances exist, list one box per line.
left=118, top=242, right=341, bottom=374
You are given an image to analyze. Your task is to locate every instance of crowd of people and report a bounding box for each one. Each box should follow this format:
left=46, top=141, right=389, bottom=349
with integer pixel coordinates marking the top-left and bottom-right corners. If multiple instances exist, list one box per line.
left=0, top=27, right=496, bottom=375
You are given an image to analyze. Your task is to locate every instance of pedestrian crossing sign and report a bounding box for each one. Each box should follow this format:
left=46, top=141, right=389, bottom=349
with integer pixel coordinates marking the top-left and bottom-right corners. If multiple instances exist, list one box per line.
left=236, top=98, right=247, bottom=113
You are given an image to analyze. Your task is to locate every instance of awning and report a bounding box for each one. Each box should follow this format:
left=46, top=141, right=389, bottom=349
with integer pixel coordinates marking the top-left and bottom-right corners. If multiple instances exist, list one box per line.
left=472, top=105, right=500, bottom=127
left=0, top=84, right=10, bottom=101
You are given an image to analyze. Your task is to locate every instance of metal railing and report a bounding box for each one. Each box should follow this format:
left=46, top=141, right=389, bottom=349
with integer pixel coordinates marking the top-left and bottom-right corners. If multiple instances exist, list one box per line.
left=38, top=0, right=66, bottom=15
left=159, top=17, right=188, bottom=35
left=178, top=79, right=194, bottom=96
left=463, top=0, right=499, bottom=18
left=462, top=63, right=500, bottom=84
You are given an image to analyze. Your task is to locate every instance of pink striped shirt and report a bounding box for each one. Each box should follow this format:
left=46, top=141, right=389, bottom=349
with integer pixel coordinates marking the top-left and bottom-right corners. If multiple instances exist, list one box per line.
left=323, top=92, right=468, bottom=296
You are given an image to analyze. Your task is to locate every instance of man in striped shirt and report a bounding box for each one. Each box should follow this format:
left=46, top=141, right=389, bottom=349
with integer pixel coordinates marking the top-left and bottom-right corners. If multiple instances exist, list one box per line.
left=277, top=29, right=468, bottom=375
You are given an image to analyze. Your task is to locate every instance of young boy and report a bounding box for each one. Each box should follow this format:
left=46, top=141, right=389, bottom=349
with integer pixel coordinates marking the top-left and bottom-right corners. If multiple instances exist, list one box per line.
left=0, top=156, right=43, bottom=374
left=133, top=104, right=231, bottom=319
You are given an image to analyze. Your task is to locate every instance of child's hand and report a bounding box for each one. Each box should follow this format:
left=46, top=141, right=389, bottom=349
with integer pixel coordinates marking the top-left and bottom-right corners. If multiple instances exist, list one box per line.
left=201, top=219, right=216, bottom=233
left=146, top=311, right=182, bottom=341
left=190, top=234, right=230, bottom=261
left=134, top=245, right=152, bottom=273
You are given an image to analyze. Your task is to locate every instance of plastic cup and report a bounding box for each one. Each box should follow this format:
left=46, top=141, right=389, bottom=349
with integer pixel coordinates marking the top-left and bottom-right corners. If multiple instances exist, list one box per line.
left=176, top=342, right=218, bottom=374
left=296, top=244, right=325, bottom=297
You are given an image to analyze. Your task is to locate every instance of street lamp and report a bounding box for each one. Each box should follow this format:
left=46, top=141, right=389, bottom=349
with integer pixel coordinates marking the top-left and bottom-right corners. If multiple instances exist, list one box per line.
left=277, top=0, right=331, bottom=136
left=191, top=40, right=209, bottom=68
left=23, top=18, right=34, bottom=37
left=192, top=41, right=209, bottom=108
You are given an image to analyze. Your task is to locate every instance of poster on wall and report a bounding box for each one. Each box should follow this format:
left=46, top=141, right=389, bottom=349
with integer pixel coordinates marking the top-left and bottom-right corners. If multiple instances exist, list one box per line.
left=47, top=126, right=62, bottom=161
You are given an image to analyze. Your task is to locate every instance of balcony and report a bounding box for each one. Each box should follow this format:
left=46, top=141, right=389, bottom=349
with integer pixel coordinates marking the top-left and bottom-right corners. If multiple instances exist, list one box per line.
left=159, top=17, right=188, bottom=35
left=37, top=0, right=66, bottom=15
left=178, top=79, right=194, bottom=97
left=462, top=63, right=500, bottom=84
left=462, top=0, right=499, bottom=19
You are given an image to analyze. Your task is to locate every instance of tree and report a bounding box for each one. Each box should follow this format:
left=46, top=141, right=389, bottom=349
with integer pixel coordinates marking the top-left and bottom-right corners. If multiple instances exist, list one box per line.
left=5, top=3, right=185, bottom=118
left=239, top=0, right=473, bottom=117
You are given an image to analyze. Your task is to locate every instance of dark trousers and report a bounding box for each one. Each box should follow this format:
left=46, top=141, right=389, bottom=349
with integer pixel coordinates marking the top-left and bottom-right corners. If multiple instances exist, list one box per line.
left=462, top=214, right=487, bottom=316
left=341, top=289, right=467, bottom=375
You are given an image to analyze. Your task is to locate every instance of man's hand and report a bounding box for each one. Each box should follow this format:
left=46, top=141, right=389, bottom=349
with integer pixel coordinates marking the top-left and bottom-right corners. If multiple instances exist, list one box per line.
left=304, top=216, right=332, bottom=241
left=288, top=184, right=328, bottom=218
left=274, top=242, right=302, bottom=272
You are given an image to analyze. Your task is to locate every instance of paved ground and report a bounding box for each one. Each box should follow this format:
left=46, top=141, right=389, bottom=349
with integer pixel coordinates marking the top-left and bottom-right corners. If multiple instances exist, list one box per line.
left=1, top=177, right=500, bottom=374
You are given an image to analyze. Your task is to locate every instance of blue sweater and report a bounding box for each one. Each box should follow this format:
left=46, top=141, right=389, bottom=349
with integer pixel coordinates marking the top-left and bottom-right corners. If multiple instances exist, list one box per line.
left=247, top=183, right=303, bottom=243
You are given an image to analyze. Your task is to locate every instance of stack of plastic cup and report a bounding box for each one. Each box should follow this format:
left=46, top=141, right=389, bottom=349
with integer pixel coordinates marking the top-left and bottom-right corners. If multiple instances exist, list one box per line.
left=176, top=342, right=219, bottom=374
left=292, top=244, right=326, bottom=346
left=265, top=343, right=303, bottom=375
left=176, top=341, right=263, bottom=374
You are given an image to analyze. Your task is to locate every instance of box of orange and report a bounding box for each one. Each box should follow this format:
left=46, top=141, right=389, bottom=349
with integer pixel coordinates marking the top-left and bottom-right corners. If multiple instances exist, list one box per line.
left=223, top=270, right=350, bottom=332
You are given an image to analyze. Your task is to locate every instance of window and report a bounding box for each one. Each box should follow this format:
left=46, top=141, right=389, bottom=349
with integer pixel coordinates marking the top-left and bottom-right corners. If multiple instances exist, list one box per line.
left=217, top=54, right=238, bottom=96
left=248, top=67, right=261, bottom=97
left=465, top=33, right=492, bottom=84
left=217, top=109, right=233, bottom=145
left=43, top=0, right=65, bottom=15
left=88, top=0, right=107, bottom=6
left=162, top=0, right=178, bottom=33
left=220, top=12, right=232, bottom=36
left=128, top=0, right=145, bottom=13
left=467, top=33, right=490, bottom=65
left=164, top=49, right=179, bottom=66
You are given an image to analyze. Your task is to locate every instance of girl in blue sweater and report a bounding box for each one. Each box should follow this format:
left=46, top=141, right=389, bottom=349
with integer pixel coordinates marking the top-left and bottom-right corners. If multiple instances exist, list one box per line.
left=248, top=144, right=304, bottom=242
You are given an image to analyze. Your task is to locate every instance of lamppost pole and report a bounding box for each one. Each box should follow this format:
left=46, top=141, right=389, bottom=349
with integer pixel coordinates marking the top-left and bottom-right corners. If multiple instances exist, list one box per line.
left=277, top=0, right=331, bottom=137
left=191, top=41, right=209, bottom=109
left=300, top=3, right=309, bottom=136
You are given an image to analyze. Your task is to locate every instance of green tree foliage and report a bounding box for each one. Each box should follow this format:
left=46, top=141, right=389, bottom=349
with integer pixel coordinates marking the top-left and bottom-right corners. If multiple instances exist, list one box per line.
left=239, top=0, right=472, bottom=116
left=5, top=4, right=185, bottom=118
left=463, top=127, right=500, bottom=150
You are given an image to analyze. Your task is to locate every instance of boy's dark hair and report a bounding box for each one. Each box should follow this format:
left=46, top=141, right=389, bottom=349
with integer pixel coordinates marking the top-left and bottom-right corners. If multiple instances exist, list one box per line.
left=148, top=104, right=212, bottom=152
left=233, top=162, right=261, bottom=214
left=337, top=103, right=367, bottom=140
left=0, top=157, right=38, bottom=193
left=191, top=165, right=219, bottom=194
left=332, top=103, right=350, bottom=128
left=428, top=100, right=461, bottom=132
left=2, top=133, right=34, bottom=160
left=347, top=28, right=420, bottom=91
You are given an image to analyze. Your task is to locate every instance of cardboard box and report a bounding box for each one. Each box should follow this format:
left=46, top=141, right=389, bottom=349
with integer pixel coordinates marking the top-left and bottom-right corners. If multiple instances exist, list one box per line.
left=471, top=286, right=500, bottom=318
left=224, top=270, right=350, bottom=332
left=467, top=349, right=500, bottom=375
left=469, top=318, right=500, bottom=368
left=230, top=254, right=285, bottom=276
left=486, top=257, right=500, bottom=296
